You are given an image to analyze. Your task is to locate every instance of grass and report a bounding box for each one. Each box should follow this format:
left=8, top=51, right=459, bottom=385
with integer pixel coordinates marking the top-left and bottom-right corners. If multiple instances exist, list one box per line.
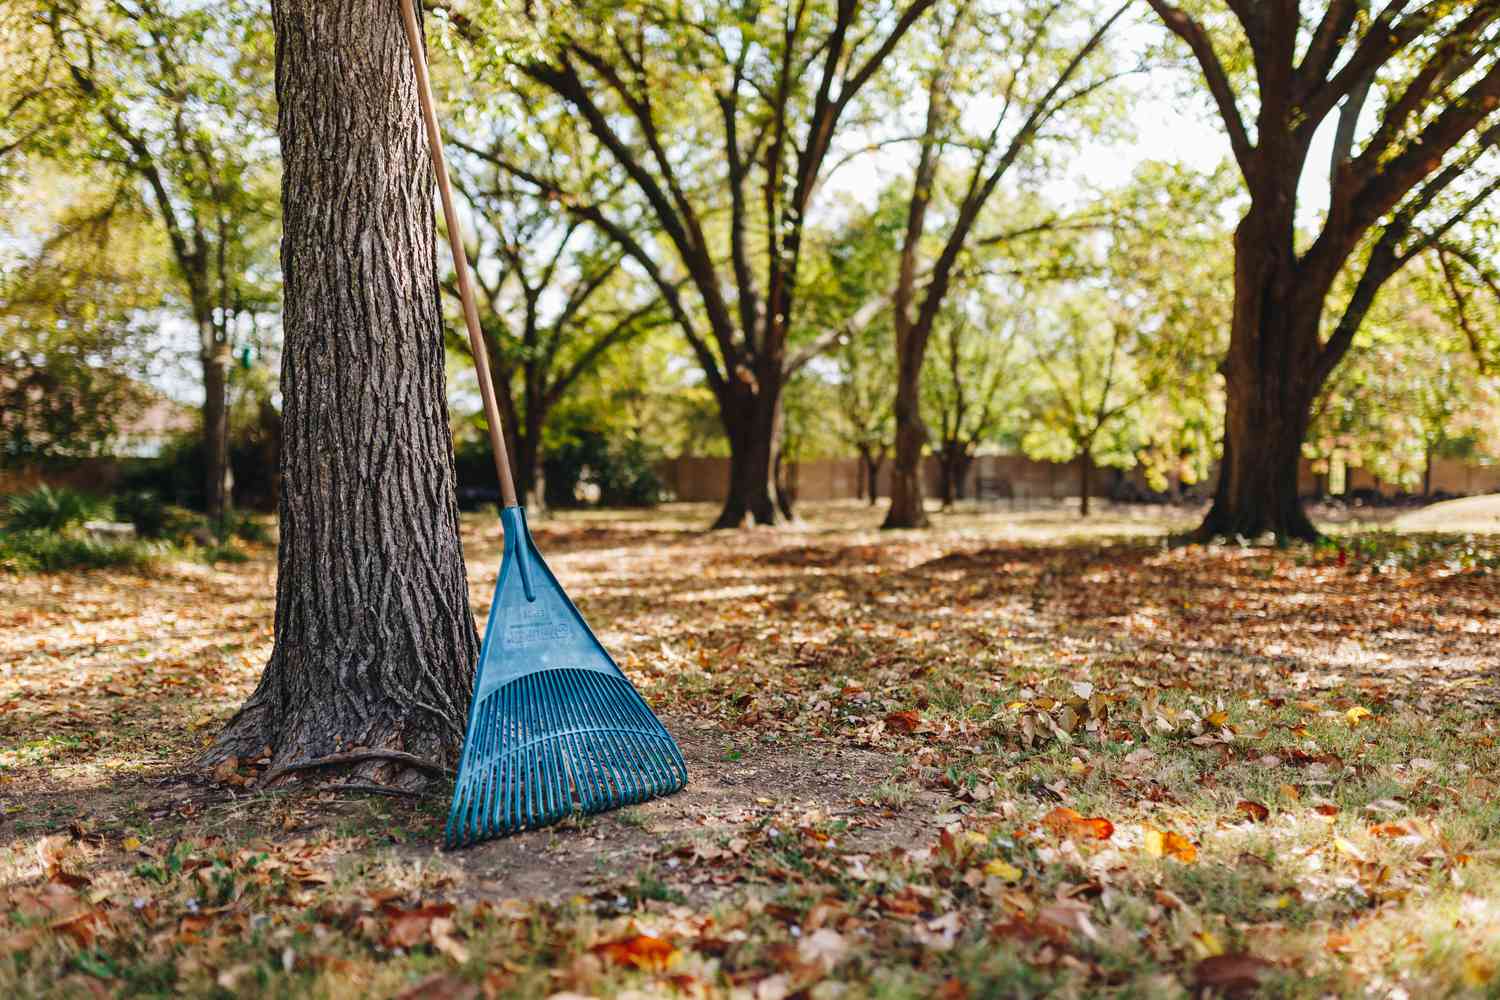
left=0, top=500, right=1498, bottom=997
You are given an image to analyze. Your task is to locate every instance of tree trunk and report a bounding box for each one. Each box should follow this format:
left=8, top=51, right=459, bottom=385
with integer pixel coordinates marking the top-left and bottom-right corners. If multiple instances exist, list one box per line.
left=517, top=409, right=546, bottom=516
left=883, top=362, right=928, bottom=529
left=209, top=0, right=479, bottom=782
left=867, top=452, right=884, bottom=506
left=1196, top=208, right=1325, bottom=543
left=1200, top=351, right=1321, bottom=540
left=713, top=390, right=784, bottom=528
left=200, top=330, right=231, bottom=529
left=1423, top=442, right=1434, bottom=496
left=1078, top=453, right=1092, bottom=518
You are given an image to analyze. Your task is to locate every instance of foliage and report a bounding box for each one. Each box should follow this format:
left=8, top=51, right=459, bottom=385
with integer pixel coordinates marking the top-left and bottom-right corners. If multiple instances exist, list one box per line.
left=0, top=528, right=162, bottom=574
left=1310, top=261, right=1500, bottom=491
left=110, top=490, right=208, bottom=544
left=5, top=0, right=281, bottom=521
left=542, top=427, right=667, bottom=508
left=2, top=484, right=108, bottom=534
left=0, top=173, right=164, bottom=463
left=1020, top=294, right=1153, bottom=474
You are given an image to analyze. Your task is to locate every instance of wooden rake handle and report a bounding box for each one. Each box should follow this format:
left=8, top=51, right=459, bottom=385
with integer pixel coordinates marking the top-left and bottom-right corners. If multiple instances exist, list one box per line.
left=398, top=0, right=519, bottom=509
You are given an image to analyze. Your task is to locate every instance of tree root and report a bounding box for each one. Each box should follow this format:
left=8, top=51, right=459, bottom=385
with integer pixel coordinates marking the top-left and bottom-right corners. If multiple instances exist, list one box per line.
left=320, top=782, right=432, bottom=799
left=256, top=748, right=451, bottom=788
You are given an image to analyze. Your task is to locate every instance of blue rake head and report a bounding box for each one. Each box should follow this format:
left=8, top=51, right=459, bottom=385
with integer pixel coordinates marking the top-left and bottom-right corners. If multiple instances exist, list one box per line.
left=445, top=507, right=687, bottom=847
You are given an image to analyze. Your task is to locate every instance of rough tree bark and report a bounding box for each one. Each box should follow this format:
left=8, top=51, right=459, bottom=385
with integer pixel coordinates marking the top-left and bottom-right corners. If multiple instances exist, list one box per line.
left=208, top=0, right=478, bottom=783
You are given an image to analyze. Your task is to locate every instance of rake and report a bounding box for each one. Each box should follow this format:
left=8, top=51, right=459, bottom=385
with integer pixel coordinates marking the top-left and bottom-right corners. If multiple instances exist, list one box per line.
left=397, top=0, right=688, bottom=847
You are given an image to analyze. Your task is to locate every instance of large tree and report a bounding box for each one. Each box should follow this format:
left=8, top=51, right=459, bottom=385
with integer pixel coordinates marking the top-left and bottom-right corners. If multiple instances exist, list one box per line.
left=465, top=0, right=937, bottom=527
left=881, top=0, right=1129, bottom=528
left=1147, top=0, right=1500, bottom=540
left=23, top=0, right=279, bottom=527
left=209, top=0, right=478, bottom=784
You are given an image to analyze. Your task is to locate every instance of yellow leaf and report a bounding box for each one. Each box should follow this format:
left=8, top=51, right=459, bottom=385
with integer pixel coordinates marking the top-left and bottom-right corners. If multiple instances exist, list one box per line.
left=122, top=837, right=141, bottom=851
left=984, top=859, right=1022, bottom=881
left=1143, top=827, right=1196, bottom=862
left=1192, top=930, right=1225, bottom=958
left=1205, top=710, right=1229, bottom=728
left=1462, top=952, right=1496, bottom=988
left=1279, top=783, right=1300, bottom=802
left=1346, top=706, right=1372, bottom=726
left=1143, top=827, right=1165, bottom=858
left=961, top=831, right=988, bottom=850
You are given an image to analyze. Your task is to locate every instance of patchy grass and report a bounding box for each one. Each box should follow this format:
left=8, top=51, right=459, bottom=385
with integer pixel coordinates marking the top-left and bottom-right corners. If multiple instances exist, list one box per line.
left=1, top=501, right=1499, bottom=998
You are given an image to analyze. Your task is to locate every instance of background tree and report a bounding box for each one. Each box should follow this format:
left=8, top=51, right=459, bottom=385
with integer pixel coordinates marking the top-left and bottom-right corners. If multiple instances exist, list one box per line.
left=21, top=0, right=280, bottom=527
left=1105, top=160, right=1237, bottom=498
left=211, top=0, right=478, bottom=783
left=923, top=285, right=1021, bottom=506
left=1308, top=261, right=1500, bottom=493
left=1147, top=0, right=1500, bottom=540
left=0, top=176, right=164, bottom=463
left=832, top=321, right=896, bottom=505
left=882, top=0, right=1131, bottom=528
left=1022, top=295, right=1154, bottom=516
left=443, top=164, right=667, bottom=512
left=469, top=0, right=937, bottom=527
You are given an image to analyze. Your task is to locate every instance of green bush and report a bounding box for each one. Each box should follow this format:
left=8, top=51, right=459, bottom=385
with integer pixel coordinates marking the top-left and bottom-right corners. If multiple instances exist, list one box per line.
left=3, top=484, right=110, bottom=533
left=0, top=529, right=162, bottom=574
left=228, top=512, right=272, bottom=544
left=544, top=431, right=667, bottom=508
left=112, top=490, right=208, bottom=542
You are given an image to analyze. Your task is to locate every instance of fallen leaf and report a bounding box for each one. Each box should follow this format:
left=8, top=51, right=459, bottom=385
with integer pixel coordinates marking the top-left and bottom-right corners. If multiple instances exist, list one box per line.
left=393, top=974, right=477, bottom=1000
left=797, top=928, right=848, bottom=969
left=592, top=934, right=676, bottom=971
left=1236, top=800, right=1269, bottom=822
left=884, top=710, right=922, bottom=733
left=210, top=757, right=239, bottom=784
left=1333, top=837, right=1368, bottom=862
left=983, top=859, right=1022, bottom=881
left=1143, top=827, right=1196, bottom=862
left=1195, top=953, right=1274, bottom=993
left=1462, top=952, right=1497, bottom=988
left=1041, top=806, right=1113, bottom=840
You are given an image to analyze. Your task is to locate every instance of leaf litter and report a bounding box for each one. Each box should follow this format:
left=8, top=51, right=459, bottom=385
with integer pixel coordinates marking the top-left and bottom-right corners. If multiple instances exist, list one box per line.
left=1, top=505, right=1499, bottom=996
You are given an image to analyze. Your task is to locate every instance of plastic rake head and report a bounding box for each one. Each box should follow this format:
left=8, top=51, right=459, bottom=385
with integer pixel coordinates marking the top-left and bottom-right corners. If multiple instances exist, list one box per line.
left=445, top=508, right=687, bottom=847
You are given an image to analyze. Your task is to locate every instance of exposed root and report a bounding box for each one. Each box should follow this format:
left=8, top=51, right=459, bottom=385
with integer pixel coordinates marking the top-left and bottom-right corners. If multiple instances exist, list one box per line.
left=257, top=748, right=451, bottom=788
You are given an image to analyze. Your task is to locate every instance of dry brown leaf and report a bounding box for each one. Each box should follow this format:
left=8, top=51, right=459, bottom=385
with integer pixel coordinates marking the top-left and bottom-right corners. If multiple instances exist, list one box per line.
left=1194, top=953, right=1274, bottom=993
left=1236, top=800, right=1269, bottom=822
left=592, top=933, right=677, bottom=971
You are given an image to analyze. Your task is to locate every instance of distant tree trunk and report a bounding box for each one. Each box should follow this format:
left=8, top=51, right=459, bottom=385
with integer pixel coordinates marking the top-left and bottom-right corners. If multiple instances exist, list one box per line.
left=209, top=0, right=478, bottom=782
left=1423, top=441, right=1434, bottom=497
left=714, top=387, right=784, bottom=528
left=198, top=314, right=231, bottom=528
left=1078, top=452, right=1093, bottom=518
left=884, top=360, right=929, bottom=528
left=937, top=443, right=974, bottom=508
left=517, top=406, right=546, bottom=515
left=856, top=446, right=885, bottom=506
